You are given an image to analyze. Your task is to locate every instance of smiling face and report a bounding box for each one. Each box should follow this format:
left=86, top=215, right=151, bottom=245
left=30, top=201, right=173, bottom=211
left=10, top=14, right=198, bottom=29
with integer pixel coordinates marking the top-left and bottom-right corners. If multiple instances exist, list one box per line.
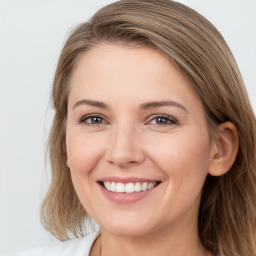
left=66, top=43, right=216, bottom=238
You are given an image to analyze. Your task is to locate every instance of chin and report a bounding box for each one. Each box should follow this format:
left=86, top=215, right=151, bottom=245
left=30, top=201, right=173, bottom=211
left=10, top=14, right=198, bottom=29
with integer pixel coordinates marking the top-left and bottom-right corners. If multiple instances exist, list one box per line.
left=97, top=215, right=158, bottom=238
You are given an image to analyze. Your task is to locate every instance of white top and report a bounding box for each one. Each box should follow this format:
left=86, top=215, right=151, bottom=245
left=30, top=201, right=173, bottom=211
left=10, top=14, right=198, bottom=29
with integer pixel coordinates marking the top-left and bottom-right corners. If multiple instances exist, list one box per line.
left=9, top=231, right=100, bottom=256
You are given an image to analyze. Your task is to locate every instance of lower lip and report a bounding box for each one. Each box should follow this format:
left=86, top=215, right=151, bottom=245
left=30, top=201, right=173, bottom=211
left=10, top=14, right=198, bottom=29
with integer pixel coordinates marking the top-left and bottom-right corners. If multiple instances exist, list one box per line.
left=98, top=183, right=159, bottom=204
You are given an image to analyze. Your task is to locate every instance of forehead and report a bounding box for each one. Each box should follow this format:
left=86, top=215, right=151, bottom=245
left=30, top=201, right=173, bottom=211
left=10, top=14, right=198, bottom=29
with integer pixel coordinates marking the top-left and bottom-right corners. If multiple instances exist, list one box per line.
left=69, top=43, right=202, bottom=111
left=71, top=43, right=176, bottom=85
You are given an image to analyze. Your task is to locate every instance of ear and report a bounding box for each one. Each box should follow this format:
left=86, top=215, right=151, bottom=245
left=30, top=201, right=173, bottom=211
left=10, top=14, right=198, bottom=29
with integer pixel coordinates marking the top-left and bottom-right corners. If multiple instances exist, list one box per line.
left=208, top=122, right=239, bottom=176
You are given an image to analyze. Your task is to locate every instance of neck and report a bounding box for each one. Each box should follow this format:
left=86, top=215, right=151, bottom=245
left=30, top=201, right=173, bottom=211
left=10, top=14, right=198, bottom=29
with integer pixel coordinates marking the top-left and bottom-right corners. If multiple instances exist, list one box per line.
left=99, top=221, right=211, bottom=256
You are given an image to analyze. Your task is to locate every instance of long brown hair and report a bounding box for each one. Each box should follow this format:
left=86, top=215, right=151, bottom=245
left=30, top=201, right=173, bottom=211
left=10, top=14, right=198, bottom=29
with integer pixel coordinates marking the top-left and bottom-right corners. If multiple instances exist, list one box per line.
left=41, top=1, right=256, bottom=255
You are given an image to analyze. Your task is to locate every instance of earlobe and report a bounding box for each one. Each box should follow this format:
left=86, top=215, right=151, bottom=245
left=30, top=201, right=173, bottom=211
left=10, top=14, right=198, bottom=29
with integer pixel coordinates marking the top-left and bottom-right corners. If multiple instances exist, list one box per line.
left=208, top=122, right=239, bottom=176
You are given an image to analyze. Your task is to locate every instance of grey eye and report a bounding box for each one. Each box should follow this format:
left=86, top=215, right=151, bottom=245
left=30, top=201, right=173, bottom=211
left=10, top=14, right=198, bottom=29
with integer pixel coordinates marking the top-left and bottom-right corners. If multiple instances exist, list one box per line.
left=80, top=115, right=106, bottom=125
left=150, top=115, right=177, bottom=125
left=87, top=116, right=104, bottom=124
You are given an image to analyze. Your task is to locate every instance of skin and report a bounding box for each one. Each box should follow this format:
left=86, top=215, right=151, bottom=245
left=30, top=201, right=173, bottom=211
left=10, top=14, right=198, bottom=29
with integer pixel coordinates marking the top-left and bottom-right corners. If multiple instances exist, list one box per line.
left=65, top=43, right=232, bottom=256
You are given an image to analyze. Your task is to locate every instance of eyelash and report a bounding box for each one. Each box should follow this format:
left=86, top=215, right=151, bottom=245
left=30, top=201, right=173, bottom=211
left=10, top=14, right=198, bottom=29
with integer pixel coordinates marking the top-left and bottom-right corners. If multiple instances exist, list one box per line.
left=148, top=114, right=178, bottom=126
left=79, top=114, right=107, bottom=126
left=78, top=114, right=178, bottom=127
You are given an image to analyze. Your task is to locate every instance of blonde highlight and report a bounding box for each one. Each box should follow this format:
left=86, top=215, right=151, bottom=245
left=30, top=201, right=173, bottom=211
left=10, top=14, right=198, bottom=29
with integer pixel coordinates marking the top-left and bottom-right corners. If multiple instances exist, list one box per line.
left=41, top=1, right=256, bottom=255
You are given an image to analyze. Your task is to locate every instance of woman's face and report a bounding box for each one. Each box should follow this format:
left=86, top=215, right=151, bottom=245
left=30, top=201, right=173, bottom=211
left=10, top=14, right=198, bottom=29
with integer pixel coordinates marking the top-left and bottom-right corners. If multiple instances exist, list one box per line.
left=66, top=43, right=216, bottom=237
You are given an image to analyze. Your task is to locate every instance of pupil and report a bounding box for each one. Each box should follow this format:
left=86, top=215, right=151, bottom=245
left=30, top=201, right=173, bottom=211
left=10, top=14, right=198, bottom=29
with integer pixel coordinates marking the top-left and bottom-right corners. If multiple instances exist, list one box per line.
left=92, top=117, right=101, bottom=123
left=157, top=117, right=167, bottom=124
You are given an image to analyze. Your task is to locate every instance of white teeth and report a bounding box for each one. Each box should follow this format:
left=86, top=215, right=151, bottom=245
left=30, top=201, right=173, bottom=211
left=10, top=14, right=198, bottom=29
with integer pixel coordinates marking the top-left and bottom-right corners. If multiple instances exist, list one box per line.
left=105, top=181, right=111, bottom=191
left=125, top=183, right=135, bottom=193
left=148, top=182, right=154, bottom=190
left=134, top=182, right=142, bottom=192
left=102, top=181, right=158, bottom=193
left=142, top=182, right=148, bottom=191
left=116, top=182, right=125, bottom=193
left=110, top=182, right=116, bottom=192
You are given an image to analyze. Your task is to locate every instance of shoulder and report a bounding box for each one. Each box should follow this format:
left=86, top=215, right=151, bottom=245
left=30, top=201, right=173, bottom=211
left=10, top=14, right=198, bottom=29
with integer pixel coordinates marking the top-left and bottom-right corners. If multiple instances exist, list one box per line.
left=10, top=231, right=100, bottom=256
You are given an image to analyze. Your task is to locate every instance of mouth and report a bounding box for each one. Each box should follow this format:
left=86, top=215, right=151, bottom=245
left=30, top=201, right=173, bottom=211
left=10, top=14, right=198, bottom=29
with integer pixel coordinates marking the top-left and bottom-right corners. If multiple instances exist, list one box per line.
left=98, top=181, right=161, bottom=193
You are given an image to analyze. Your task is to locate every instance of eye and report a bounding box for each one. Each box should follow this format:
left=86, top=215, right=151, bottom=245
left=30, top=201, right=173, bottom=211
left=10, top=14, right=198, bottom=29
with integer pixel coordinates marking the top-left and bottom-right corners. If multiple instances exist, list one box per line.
left=79, top=114, right=107, bottom=126
left=148, top=115, right=178, bottom=126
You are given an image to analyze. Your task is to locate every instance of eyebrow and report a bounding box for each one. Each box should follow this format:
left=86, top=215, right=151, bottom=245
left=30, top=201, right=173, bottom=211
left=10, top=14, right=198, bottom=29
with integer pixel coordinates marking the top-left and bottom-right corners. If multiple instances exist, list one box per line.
left=73, top=99, right=188, bottom=113
left=139, top=100, right=188, bottom=112
left=73, top=99, right=109, bottom=110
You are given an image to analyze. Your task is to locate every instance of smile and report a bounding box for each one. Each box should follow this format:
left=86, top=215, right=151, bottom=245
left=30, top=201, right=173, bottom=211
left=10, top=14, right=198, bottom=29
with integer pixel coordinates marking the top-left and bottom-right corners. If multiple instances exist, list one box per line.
left=102, top=181, right=159, bottom=193
left=97, top=177, right=162, bottom=203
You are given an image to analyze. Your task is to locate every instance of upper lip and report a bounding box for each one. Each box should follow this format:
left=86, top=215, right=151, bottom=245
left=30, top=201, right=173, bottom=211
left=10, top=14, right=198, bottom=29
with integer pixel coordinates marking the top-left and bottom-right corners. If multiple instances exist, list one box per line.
left=98, top=176, right=161, bottom=184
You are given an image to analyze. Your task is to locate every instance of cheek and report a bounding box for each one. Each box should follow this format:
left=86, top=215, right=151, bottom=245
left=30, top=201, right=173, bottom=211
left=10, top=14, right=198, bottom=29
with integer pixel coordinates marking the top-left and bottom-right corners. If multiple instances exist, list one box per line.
left=146, top=130, right=211, bottom=216
left=146, top=129, right=211, bottom=182
left=66, top=133, right=104, bottom=212
left=66, top=132, right=105, bottom=176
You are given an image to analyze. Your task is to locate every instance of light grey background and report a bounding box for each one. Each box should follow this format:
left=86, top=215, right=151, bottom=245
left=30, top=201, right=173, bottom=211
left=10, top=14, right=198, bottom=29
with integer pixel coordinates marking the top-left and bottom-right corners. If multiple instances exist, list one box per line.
left=0, top=0, right=255, bottom=254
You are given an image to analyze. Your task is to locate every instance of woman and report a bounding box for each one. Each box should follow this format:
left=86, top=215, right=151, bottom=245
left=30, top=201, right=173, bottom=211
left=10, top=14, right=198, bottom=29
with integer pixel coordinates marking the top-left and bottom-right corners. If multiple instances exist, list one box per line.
left=16, top=0, right=256, bottom=255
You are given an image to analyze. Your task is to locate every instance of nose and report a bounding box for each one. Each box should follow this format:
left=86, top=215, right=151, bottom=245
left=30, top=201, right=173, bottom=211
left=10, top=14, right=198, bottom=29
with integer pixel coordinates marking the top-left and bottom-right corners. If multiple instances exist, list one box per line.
left=104, top=123, right=145, bottom=168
